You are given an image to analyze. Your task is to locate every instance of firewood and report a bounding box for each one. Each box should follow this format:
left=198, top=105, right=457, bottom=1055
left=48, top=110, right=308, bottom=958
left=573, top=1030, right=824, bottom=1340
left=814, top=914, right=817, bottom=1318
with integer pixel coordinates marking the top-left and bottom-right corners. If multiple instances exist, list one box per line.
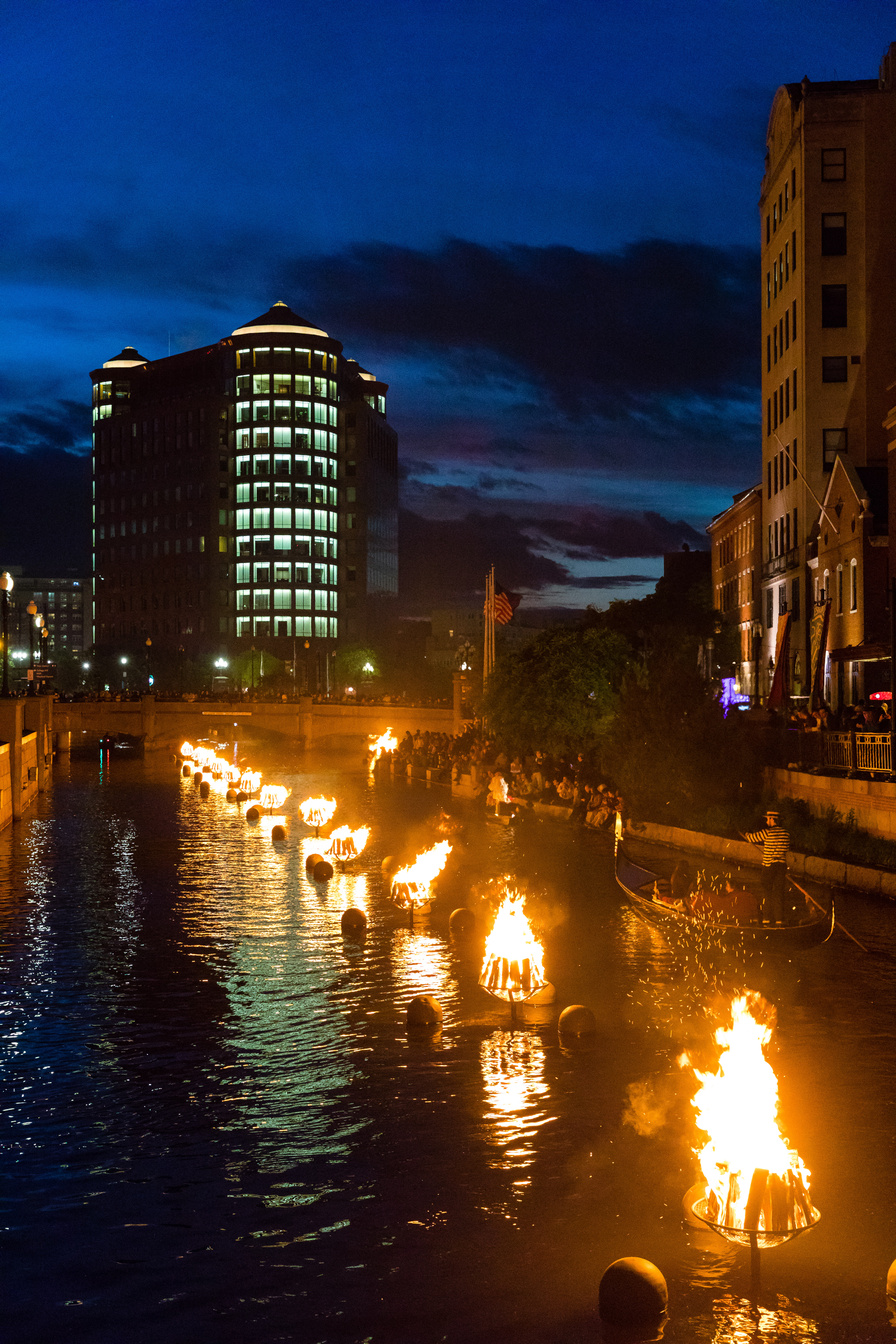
left=707, top=1187, right=720, bottom=1221
left=723, top=1173, right=740, bottom=1226
left=769, top=1173, right=790, bottom=1230
left=743, top=1168, right=769, bottom=1231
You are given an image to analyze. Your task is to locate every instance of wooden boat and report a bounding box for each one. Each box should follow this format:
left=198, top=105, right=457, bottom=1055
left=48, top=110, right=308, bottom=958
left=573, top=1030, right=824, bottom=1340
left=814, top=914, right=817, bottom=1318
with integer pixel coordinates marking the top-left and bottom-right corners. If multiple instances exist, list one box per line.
left=614, top=842, right=835, bottom=950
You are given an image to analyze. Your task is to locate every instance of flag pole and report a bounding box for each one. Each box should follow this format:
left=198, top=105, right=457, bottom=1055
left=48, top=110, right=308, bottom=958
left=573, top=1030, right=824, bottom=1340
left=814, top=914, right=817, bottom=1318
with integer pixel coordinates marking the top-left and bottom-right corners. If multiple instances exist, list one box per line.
left=484, top=565, right=495, bottom=684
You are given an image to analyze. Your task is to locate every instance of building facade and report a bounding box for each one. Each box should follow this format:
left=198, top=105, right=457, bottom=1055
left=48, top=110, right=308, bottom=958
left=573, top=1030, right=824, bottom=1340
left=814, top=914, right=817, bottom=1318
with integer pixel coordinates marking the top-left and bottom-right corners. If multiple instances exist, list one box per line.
left=759, top=46, right=896, bottom=698
left=0, top=565, right=87, bottom=671
left=90, top=304, right=398, bottom=688
left=707, top=486, right=762, bottom=698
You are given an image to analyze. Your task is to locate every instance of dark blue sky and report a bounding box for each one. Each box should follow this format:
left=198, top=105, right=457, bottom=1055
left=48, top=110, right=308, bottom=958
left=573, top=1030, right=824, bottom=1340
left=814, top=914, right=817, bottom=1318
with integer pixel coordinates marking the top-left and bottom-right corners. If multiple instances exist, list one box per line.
left=1, top=0, right=893, bottom=610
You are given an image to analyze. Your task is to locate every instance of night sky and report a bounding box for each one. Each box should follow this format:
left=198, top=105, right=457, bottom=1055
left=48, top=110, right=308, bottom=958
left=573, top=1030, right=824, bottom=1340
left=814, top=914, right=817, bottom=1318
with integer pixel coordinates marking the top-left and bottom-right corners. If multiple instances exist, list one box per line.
left=0, top=0, right=892, bottom=613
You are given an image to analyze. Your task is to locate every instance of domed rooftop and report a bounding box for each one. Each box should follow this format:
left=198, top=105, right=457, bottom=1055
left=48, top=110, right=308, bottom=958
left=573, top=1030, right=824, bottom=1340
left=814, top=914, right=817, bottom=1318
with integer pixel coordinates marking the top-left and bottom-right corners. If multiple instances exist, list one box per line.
left=232, top=301, right=328, bottom=340
left=103, top=345, right=149, bottom=368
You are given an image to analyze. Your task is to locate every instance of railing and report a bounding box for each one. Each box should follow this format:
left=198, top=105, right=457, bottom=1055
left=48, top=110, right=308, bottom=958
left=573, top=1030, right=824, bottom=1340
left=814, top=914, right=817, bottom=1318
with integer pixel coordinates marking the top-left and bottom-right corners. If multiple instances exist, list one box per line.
left=819, top=730, right=892, bottom=775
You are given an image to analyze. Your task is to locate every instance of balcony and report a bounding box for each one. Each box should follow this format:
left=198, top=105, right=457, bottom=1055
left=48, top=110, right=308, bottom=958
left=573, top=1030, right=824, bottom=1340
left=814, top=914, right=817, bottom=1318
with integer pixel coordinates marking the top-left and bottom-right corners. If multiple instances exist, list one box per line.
left=762, top=547, right=800, bottom=580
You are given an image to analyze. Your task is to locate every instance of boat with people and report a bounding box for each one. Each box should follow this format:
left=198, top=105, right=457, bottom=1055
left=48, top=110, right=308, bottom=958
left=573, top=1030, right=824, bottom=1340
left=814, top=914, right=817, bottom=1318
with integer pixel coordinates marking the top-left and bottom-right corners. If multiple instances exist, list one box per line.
left=614, top=840, right=836, bottom=950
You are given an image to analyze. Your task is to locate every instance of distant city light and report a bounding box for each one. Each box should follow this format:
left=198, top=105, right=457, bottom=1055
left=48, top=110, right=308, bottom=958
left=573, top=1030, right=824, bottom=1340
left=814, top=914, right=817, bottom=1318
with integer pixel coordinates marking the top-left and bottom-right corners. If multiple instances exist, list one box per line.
left=120, top=656, right=128, bottom=665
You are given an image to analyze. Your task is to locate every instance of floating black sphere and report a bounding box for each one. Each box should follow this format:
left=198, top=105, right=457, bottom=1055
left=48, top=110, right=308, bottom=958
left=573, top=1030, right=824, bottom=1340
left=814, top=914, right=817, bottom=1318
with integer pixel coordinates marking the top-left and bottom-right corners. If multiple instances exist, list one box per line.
left=381, top=855, right=399, bottom=876
left=312, top=859, right=334, bottom=881
left=225, top=789, right=237, bottom=802
left=341, top=908, right=367, bottom=937
left=306, top=852, right=324, bottom=871
left=182, top=764, right=191, bottom=777
left=598, top=1258, right=667, bottom=1329
left=407, top=995, right=442, bottom=1029
left=271, top=824, right=287, bottom=842
left=236, top=790, right=248, bottom=803
left=448, top=907, right=476, bottom=936
left=199, top=780, right=211, bottom=799
left=193, top=771, right=203, bottom=785
left=245, top=806, right=260, bottom=822
left=558, top=1005, right=597, bottom=1038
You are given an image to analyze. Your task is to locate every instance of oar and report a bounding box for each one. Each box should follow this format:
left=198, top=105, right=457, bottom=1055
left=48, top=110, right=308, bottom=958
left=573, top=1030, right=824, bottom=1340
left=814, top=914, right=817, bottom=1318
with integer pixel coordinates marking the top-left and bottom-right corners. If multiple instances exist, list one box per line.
left=788, top=874, right=869, bottom=953
left=738, top=832, right=869, bottom=952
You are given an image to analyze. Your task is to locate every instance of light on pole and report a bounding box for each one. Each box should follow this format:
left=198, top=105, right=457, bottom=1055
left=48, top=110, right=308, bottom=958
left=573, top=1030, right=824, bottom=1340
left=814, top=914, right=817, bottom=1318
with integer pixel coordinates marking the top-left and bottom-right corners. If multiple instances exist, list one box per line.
left=26, top=600, right=37, bottom=695
left=145, top=637, right=152, bottom=692
left=120, top=655, right=128, bottom=692
left=1, top=572, right=15, bottom=698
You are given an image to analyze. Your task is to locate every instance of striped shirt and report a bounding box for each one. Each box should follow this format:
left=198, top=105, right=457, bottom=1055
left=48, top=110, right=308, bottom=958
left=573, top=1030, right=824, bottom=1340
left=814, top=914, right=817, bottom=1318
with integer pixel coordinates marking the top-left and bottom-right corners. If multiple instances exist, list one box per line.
left=745, top=825, right=790, bottom=866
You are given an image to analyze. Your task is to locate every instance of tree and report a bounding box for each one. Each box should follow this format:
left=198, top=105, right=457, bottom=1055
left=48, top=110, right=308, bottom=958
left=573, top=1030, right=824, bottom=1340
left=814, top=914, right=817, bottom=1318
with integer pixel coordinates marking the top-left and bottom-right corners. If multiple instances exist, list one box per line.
left=482, top=625, right=631, bottom=756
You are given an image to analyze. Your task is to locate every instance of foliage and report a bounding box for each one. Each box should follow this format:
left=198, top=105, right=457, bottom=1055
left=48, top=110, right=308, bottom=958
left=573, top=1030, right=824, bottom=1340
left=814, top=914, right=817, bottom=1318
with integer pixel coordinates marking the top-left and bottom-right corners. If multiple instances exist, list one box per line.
left=603, top=649, right=761, bottom=819
left=482, top=625, right=631, bottom=756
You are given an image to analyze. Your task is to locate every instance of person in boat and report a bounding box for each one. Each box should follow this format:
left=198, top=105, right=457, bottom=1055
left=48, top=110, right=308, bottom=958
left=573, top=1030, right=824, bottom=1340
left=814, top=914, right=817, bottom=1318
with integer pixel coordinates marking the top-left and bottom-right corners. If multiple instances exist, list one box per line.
left=744, top=808, right=790, bottom=924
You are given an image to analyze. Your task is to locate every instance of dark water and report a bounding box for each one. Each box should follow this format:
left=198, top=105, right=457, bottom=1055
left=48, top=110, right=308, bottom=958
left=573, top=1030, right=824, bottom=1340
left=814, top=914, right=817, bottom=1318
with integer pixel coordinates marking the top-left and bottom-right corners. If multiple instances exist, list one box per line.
left=2, top=747, right=896, bottom=1344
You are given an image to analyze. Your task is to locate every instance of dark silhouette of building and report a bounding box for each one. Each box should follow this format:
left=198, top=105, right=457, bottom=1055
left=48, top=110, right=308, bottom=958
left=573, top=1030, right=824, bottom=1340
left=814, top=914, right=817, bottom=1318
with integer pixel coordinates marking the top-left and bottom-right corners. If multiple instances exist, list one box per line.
left=90, top=303, right=397, bottom=688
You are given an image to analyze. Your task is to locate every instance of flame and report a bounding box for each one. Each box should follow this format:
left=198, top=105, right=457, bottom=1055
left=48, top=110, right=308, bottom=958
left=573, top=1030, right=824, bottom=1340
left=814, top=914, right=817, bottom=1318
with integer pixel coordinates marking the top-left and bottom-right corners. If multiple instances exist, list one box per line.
left=259, top=784, right=290, bottom=811
left=368, top=728, right=398, bottom=764
left=181, top=741, right=195, bottom=759
left=687, top=993, right=818, bottom=1233
left=239, top=770, right=261, bottom=794
left=391, top=841, right=452, bottom=908
left=299, top=796, right=337, bottom=828
left=479, top=890, right=546, bottom=999
left=491, top=774, right=509, bottom=803
left=326, top=825, right=370, bottom=861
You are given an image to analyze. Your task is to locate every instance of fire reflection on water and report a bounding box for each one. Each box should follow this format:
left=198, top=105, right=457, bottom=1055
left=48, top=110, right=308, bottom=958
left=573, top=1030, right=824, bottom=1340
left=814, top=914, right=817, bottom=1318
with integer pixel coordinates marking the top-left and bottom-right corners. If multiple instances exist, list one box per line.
left=709, top=1294, right=819, bottom=1342
left=390, top=927, right=454, bottom=1021
left=480, top=1030, right=550, bottom=1173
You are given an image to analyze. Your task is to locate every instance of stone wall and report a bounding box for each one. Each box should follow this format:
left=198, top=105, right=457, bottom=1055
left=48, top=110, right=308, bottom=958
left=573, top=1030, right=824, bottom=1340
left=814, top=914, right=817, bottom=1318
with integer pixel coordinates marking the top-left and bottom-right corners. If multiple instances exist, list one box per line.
left=767, top=766, right=896, bottom=842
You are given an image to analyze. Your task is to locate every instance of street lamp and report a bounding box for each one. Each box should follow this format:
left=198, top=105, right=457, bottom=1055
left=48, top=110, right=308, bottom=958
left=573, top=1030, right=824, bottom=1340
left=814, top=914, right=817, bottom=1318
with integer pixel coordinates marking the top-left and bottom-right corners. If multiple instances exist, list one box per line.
left=26, top=600, right=37, bottom=695
left=1, top=572, right=15, bottom=698
left=120, top=655, right=128, bottom=693
left=145, top=637, right=152, bottom=692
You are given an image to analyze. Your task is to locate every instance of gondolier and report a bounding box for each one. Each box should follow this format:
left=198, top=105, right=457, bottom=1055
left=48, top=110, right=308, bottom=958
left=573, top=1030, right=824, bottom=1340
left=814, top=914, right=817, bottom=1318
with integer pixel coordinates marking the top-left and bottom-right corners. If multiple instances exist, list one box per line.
left=744, top=809, right=791, bottom=925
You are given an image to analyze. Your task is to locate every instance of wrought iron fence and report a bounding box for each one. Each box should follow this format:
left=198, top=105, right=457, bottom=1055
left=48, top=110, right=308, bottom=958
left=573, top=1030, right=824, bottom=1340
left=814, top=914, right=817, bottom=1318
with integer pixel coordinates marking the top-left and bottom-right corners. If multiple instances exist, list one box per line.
left=819, top=730, right=892, bottom=775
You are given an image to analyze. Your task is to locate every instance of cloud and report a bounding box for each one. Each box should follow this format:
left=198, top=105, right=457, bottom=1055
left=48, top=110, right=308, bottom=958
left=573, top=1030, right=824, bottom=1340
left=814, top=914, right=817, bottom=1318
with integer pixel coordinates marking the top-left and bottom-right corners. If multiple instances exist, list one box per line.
left=563, top=574, right=656, bottom=589
left=284, top=236, right=759, bottom=417
left=530, top=510, right=707, bottom=560
left=0, top=400, right=91, bottom=455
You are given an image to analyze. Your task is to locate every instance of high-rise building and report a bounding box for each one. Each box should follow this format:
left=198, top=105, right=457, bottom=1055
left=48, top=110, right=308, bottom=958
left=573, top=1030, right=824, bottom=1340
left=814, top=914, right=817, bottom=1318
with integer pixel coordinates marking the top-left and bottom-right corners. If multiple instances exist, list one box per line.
left=90, top=303, right=398, bottom=687
left=760, top=45, right=896, bottom=701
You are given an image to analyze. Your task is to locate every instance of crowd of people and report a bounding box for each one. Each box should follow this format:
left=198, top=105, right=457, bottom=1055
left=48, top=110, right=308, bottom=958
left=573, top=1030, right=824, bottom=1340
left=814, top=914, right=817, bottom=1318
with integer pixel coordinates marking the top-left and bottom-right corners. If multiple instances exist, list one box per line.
left=388, top=725, right=625, bottom=832
left=787, top=698, right=892, bottom=731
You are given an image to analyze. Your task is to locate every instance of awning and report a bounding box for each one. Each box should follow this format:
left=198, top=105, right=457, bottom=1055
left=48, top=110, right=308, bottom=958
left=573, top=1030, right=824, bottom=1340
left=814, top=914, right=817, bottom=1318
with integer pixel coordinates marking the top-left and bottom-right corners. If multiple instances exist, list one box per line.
left=828, top=642, right=890, bottom=663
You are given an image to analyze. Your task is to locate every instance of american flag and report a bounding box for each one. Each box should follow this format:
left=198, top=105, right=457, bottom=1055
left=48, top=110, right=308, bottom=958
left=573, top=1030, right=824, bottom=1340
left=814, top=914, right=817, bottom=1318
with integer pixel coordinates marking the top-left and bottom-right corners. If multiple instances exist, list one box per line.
left=494, top=581, right=521, bottom=625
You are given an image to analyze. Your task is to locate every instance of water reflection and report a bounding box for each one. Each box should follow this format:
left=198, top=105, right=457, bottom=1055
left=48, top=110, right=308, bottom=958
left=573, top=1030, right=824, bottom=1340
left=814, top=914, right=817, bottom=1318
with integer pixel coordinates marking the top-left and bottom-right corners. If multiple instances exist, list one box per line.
left=710, top=1293, right=819, bottom=1341
left=480, top=1029, right=551, bottom=1171
left=390, top=926, right=454, bottom=1018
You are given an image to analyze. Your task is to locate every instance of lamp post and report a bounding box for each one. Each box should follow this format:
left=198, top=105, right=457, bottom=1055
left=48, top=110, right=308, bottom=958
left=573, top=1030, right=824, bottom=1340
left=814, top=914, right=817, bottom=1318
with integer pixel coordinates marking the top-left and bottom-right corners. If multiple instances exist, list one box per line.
left=120, top=655, right=128, bottom=693
left=145, top=637, right=152, bottom=692
left=1, top=571, right=15, bottom=698
left=40, top=625, right=50, bottom=683
left=26, top=600, right=37, bottom=694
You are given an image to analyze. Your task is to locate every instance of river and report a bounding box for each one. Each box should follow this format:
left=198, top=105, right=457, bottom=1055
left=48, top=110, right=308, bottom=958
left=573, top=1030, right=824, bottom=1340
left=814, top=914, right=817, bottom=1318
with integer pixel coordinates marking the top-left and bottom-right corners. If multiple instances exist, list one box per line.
left=1, top=746, right=896, bottom=1343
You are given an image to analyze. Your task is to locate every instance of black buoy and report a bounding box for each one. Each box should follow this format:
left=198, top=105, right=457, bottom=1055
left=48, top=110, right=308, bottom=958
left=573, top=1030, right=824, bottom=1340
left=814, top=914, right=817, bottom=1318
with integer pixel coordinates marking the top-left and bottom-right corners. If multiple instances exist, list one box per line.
left=271, top=824, right=287, bottom=842
left=312, top=859, right=334, bottom=881
left=225, top=788, right=237, bottom=802
left=341, top=908, right=367, bottom=937
left=558, top=1005, right=597, bottom=1038
left=448, top=907, right=476, bottom=936
left=381, top=855, right=399, bottom=876
left=199, top=780, right=211, bottom=798
left=598, top=1258, right=667, bottom=1333
left=182, top=763, right=191, bottom=777
left=193, top=771, right=203, bottom=785
left=306, top=852, right=325, bottom=871
left=407, top=995, right=442, bottom=1030
left=236, top=790, right=248, bottom=803
left=245, top=806, right=260, bottom=822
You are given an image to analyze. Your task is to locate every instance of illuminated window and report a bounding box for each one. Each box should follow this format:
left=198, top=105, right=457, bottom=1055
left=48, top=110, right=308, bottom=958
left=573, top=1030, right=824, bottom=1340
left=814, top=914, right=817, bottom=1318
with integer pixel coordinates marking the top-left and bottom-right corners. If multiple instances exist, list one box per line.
left=295, top=349, right=310, bottom=369
left=236, top=430, right=251, bottom=451
left=236, top=402, right=250, bottom=423
left=236, top=349, right=251, bottom=369
left=236, top=563, right=250, bottom=583
left=314, top=509, right=328, bottom=531
left=329, top=592, right=338, bottom=612
left=329, top=405, right=338, bottom=426
left=314, top=403, right=328, bottom=423
left=273, top=508, right=291, bottom=529
left=236, top=509, right=250, bottom=530
left=237, top=617, right=251, bottom=636
left=253, top=508, right=270, bottom=529
left=236, top=590, right=251, bottom=611
left=253, top=482, right=270, bottom=502
left=295, top=508, right=312, bottom=529
left=851, top=559, right=858, bottom=611
left=254, top=401, right=270, bottom=423
left=294, top=401, right=311, bottom=424
left=274, top=590, right=291, bottom=609
left=274, top=562, right=291, bottom=582
left=254, top=590, right=270, bottom=610
left=274, top=400, right=291, bottom=422
left=823, top=428, right=847, bottom=467
left=295, top=589, right=311, bottom=609
left=273, top=373, right=291, bottom=395
left=329, top=617, right=338, bottom=638
left=273, top=429, right=291, bottom=449
left=273, top=535, right=291, bottom=552
left=253, top=455, right=270, bottom=475
left=314, top=617, right=328, bottom=637
left=254, top=617, right=271, bottom=636
left=296, top=376, right=311, bottom=395
left=237, top=375, right=251, bottom=396
left=296, top=616, right=312, bottom=636
left=313, top=377, right=327, bottom=396
left=236, top=484, right=250, bottom=503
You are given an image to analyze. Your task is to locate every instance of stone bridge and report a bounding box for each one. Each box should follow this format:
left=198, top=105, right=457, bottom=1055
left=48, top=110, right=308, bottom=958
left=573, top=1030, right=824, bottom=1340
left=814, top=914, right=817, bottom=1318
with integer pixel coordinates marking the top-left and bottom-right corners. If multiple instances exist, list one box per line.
left=54, top=683, right=469, bottom=755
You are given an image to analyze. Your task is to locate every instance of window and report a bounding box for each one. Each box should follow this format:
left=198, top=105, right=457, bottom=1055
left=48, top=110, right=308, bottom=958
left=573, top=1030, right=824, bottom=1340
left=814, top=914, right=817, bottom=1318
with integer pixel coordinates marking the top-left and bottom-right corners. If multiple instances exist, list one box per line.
left=252, top=374, right=270, bottom=395
left=821, top=284, right=847, bottom=327
left=236, top=402, right=250, bottom=424
left=254, top=590, right=270, bottom=610
left=273, top=590, right=291, bottom=610
left=254, top=401, right=270, bottom=423
left=296, top=616, right=312, bottom=636
left=273, top=508, right=291, bottom=529
left=295, top=589, right=311, bottom=609
left=837, top=565, right=843, bottom=614
left=850, top=559, right=858, bottom=611
left=822, top=356, right=848, bottom=382
left=792, top=369, right=797, bottom=411
left=821, top=213, right=846, bottom=255
left=792, top=298, right=797, bottom=340
left=823, top=427, right=847, bottom=467
left=273, top=401, right=291, bottom=422
left=778, top=584, right=787, bottom=615
left=766, top=587, right=773, bottom=628
left=821, top=148, right=846, bottom=181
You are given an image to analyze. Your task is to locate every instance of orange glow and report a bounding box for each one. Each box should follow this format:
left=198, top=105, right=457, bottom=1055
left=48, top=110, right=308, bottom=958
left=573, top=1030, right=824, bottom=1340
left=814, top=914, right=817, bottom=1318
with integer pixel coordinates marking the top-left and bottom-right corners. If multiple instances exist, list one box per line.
left=368, top=728, right=398, bottom=765
left=239, top=770, right=261, bottom=794
left=259, top=784, right=290, bottom=811
left=684, top=993, right=818, bottom=1234
left=181, top=741, right=195, bottom=758
left=479, top=890, right=546, bottom=1000
left=391, top=841, right=451, bottom=909
left=326, top=825, right=370, bottom=861
left=299, top=796, right=337, bottom=828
